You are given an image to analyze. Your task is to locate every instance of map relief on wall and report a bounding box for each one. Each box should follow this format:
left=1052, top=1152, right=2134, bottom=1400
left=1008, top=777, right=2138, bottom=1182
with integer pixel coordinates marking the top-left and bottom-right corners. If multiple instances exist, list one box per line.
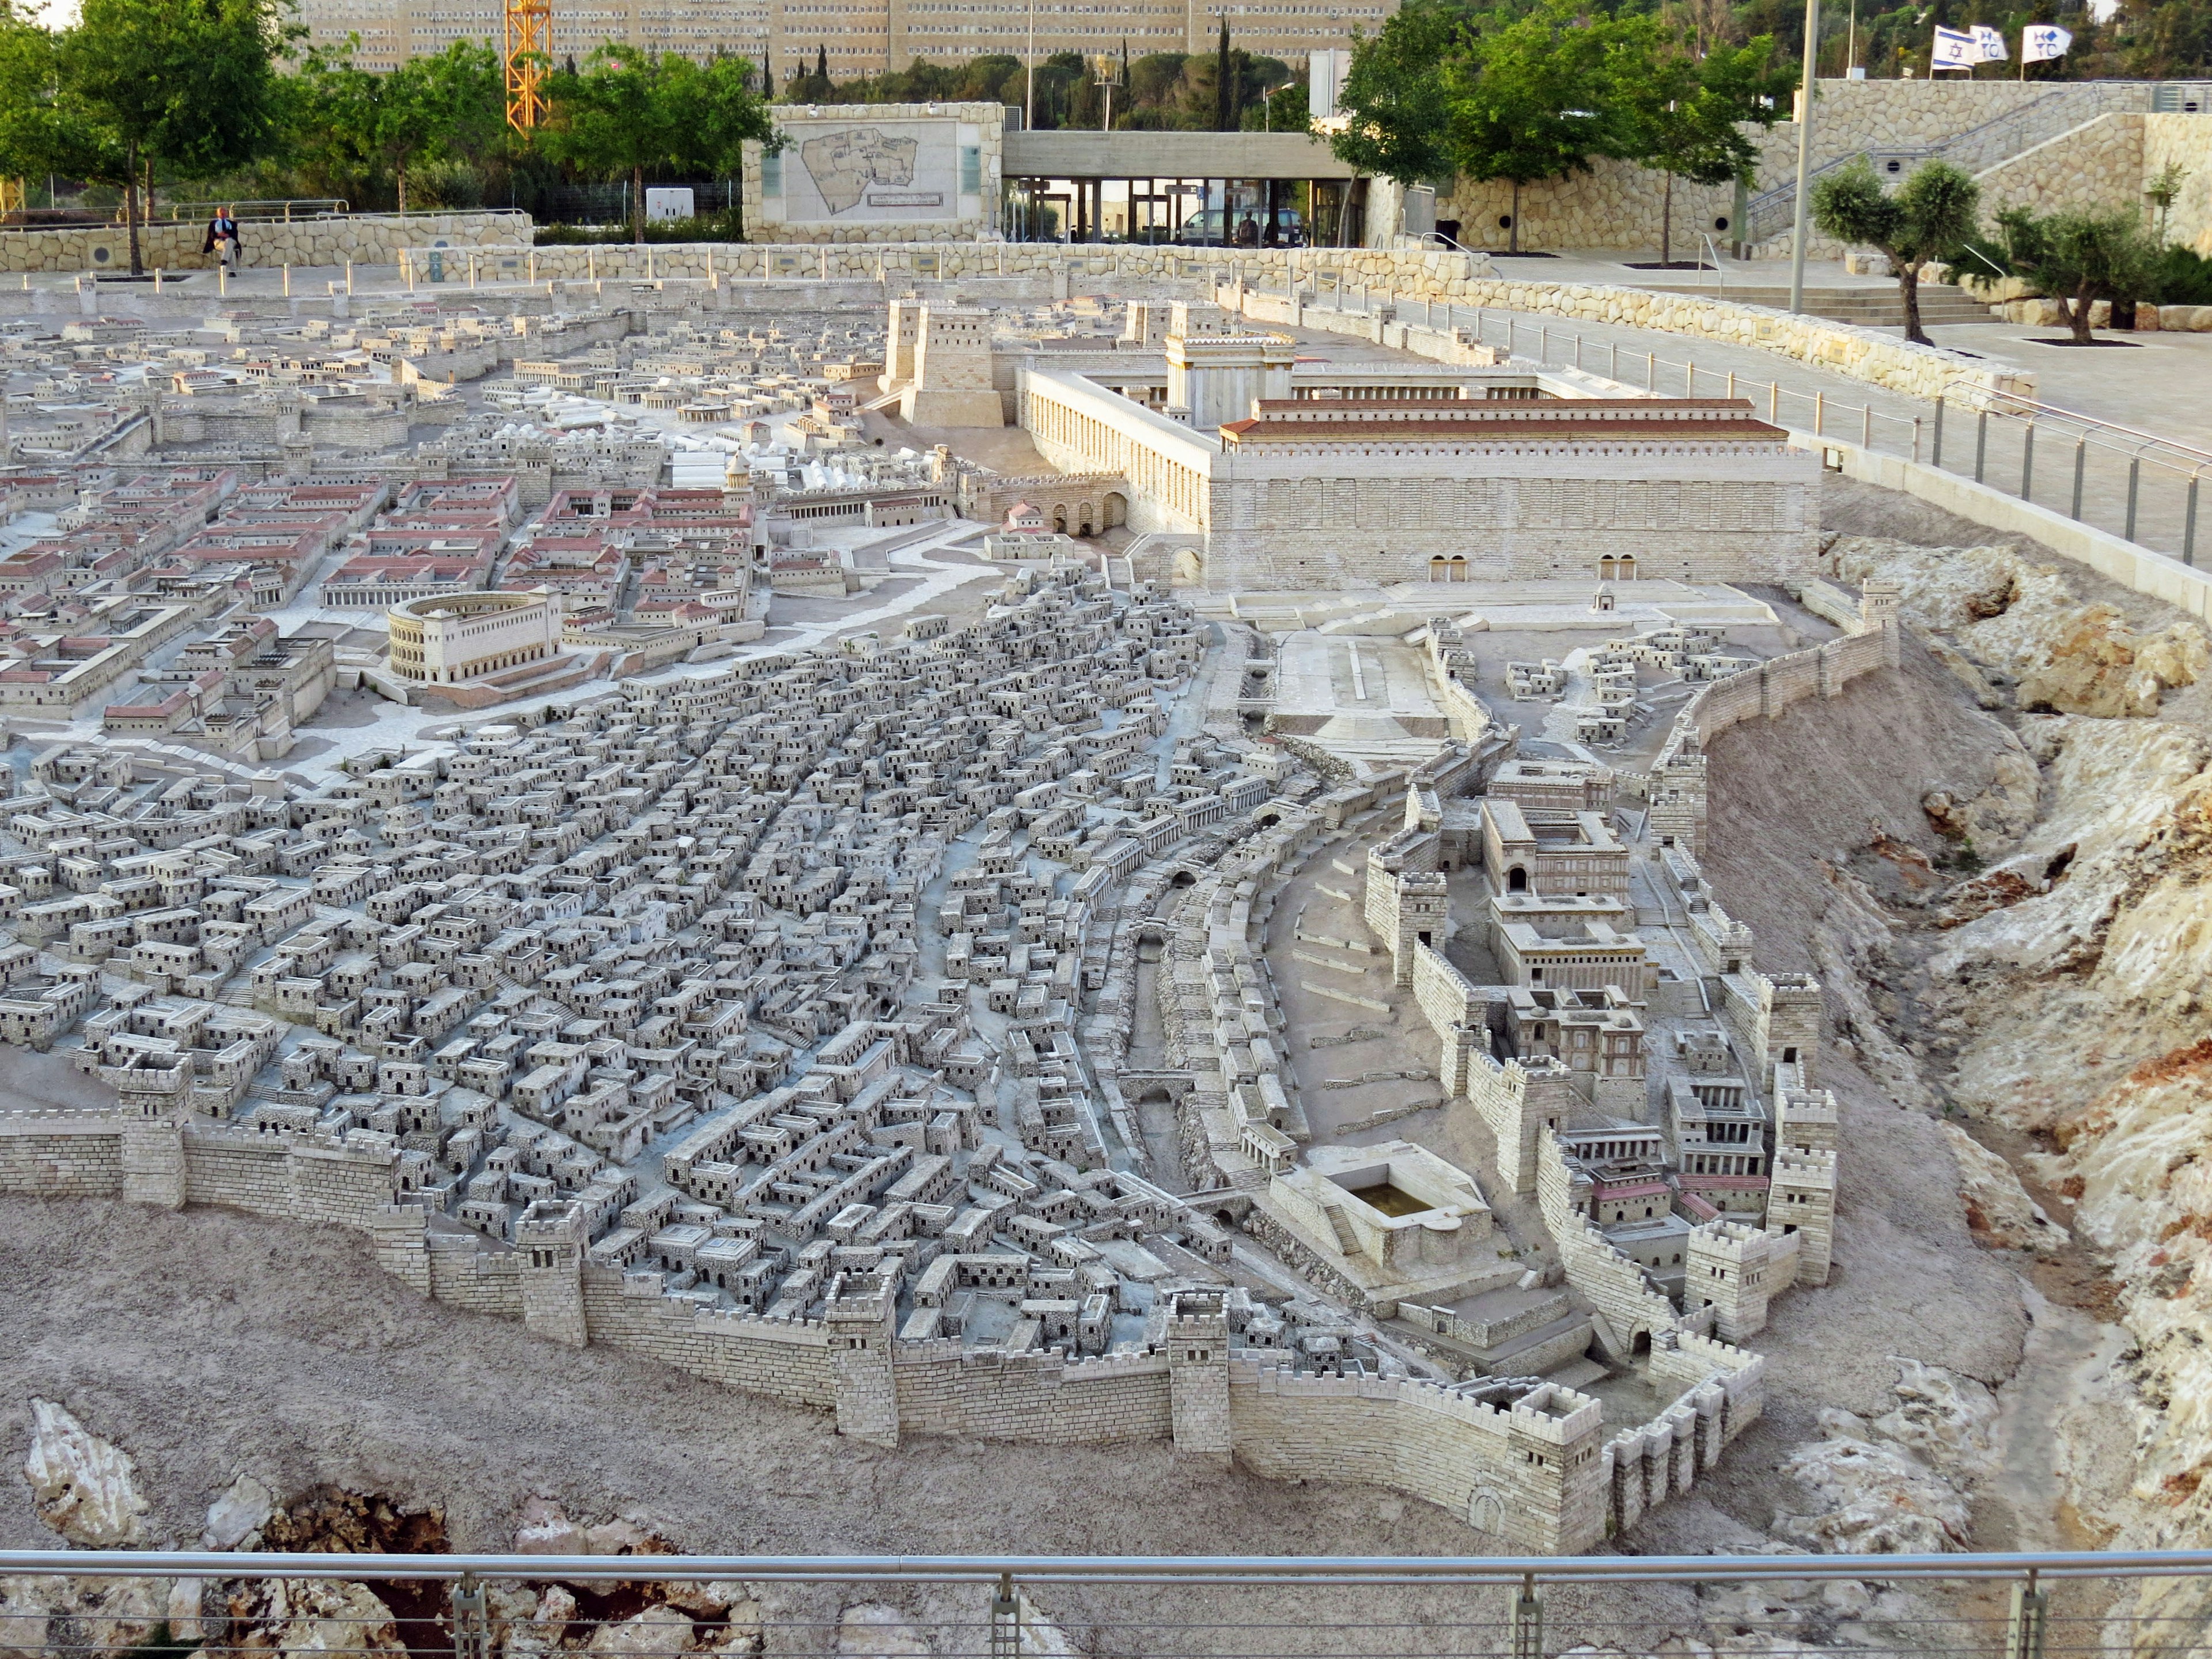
left=783, top=120, right=960, bottom=224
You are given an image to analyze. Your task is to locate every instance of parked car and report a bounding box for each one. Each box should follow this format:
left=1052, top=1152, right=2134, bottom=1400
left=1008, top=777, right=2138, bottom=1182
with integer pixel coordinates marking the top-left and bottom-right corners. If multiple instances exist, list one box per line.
left=1171, top=206, right=1306, bottom=247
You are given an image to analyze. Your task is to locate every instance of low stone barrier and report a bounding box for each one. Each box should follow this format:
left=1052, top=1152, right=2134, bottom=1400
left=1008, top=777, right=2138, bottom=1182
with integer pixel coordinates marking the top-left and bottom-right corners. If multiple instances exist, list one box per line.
left=0, top=210, right=529, bottom=274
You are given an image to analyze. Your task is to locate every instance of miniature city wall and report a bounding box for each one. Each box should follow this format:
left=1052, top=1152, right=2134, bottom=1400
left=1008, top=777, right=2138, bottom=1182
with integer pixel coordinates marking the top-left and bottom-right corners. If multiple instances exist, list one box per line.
left=0, top=1098, right=1624, bottom=1553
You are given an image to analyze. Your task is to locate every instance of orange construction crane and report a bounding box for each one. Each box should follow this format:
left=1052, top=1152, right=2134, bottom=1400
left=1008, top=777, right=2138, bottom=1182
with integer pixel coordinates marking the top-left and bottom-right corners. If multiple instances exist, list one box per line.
left=505, top=0, right=551, bottom=133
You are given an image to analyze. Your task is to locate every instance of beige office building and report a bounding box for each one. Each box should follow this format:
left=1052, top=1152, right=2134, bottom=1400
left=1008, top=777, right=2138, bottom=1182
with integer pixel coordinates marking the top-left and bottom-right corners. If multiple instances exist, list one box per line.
left=296, top=0, right=1392, bottom=81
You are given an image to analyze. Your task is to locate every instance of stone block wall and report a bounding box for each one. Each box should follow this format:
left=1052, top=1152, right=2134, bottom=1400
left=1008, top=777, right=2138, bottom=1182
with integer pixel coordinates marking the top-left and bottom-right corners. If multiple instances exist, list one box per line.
left=1411, top=940, right=1481, bottom=1040
left=1442, top=161, right=1737, bottom=260
left=1226, top=1363, right=1609, bottom=1553
left=0, top=1112, right=124, bottom=1196
left=0, top=211, right=527, bottom=274
left=892, top=1344, right=1173, bottom=1441
left=1534, top=1127, right=1683, bottom=1349
left=426, top=1238, right=525, bottom=1315
left=1790, top=77, right=2151, bottom=170
left=1691, top=625, right=1893, bottom=748
left=1759, top=648, right=1823, bottom=718
left=610, top=1272, right=838, bottom=1404
left=176, top=1124, right=398, bottom=1226
left=1978, top=113, right=2148, bottom=224
left=2146, top=113, right=2212, bottom=256
left=506, top=240, right=1501, bottom=294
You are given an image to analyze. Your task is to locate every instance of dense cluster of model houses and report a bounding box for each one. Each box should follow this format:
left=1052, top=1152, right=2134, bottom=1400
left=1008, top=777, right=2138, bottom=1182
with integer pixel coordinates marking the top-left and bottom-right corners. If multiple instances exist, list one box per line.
left=0, top=558, right=1411, bottom=1369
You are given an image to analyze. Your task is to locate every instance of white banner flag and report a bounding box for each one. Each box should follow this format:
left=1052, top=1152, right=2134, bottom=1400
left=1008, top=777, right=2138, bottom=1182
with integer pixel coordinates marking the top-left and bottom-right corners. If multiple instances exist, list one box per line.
left=1932, top=25, right=1978, bottom=67
left=1971, top=24, right=2009, bottom=59
left=2022, top=22, right=2074, bottom=60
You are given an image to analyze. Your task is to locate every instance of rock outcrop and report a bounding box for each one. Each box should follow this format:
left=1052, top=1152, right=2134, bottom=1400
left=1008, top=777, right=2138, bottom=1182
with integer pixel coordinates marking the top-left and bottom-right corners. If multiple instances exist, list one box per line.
left=1828, top=536, right=2209, bottom=718
left=21, top=1399, right=149, bottom=1547
left=1940, top=1124, right=2070, bottom=1254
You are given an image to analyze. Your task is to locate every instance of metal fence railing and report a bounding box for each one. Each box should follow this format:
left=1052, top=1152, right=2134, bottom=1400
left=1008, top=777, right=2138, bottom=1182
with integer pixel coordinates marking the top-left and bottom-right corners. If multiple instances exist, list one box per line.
left=1, top=1548, right=2209, bottom=1659
left=151, top=199, right=351, bottom=223
left=1291, top=278, right=2209, bottom=567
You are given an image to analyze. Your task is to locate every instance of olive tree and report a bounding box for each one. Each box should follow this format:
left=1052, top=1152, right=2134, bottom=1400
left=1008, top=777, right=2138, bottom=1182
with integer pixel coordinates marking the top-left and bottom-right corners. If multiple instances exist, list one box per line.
left=1810, top=157, right=1980, bottom=346
left=1995, top=206, right=2159, bottom=344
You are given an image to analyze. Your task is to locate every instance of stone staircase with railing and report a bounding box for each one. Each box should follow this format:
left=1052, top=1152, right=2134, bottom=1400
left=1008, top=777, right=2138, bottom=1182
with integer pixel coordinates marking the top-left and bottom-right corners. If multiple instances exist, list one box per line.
left=1618, top=277, right=1998, bottom=328
left=1738, top=81, right=2167, bottom=255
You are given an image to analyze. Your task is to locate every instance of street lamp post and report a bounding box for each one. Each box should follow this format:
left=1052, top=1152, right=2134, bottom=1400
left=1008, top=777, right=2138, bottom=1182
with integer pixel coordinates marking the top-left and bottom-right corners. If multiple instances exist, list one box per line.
left=1026, top=0, right=1036, bottom=129
left=1788, top=0, right=1820, bottom=313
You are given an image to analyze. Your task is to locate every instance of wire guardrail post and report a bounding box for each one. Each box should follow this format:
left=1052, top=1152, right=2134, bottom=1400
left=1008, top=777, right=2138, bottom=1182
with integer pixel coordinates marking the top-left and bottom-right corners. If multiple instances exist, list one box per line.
left=1770, top=381, right=1779, bottom=423
left=2129, top=446, right=2145, bottom=542
left=1814, top=391, right=1824, bottom=436
left=1726, top=370, right=1736, bottom=400
left=1510, top=1571, right=1543, bottom=1659
left=1913, top=415, right=1923, bottom=463
left=990, top=1571, right=1020, bottom=1659
left=1645, top=351, right=1655, bottom=392
left=1609, top=340, right=1618, bottom=378
left=453, top=1573, right=490, bottom=1659
left=2021, top=419, right=2035, bottom=502
left=1933, top=393, right=1945, bottom=468
left=1861, top=403, right=1871, bottom=449
left=1539, top=324, right=1550, bottom=361
left=1687, top=358, right=1695, bottom=395
left=2004, top=1571, right=2047, bottom=1659
left=2187, top=469, right=2201, bottom=566
left=1975, top=407, right=1988, bottom=483
left=2072, top=434, right=2086, bottom=519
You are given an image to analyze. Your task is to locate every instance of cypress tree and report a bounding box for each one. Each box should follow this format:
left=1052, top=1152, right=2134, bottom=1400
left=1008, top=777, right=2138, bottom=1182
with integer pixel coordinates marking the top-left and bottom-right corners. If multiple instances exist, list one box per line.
left=1215, top=17, right=1233, bottom=130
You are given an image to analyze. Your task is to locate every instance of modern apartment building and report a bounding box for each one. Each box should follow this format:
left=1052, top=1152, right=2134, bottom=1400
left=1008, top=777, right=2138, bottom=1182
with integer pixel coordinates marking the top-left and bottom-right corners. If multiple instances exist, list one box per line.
left=294, top=0, right=1393, bottom=81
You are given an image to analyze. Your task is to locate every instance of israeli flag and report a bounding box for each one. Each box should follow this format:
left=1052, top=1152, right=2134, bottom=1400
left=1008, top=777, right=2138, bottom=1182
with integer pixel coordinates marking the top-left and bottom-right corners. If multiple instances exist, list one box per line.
left=1931, top=25, right=1978, bottom=67
left=1971, top=24, right=2009, bottom=59
left=2022, top=23, right=2073, bottom=61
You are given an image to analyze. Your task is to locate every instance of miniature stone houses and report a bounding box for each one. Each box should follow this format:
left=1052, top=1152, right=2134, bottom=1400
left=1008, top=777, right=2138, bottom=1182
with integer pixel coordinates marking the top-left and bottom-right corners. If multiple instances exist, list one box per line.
left=0, top=272, right=1902, bottom=1555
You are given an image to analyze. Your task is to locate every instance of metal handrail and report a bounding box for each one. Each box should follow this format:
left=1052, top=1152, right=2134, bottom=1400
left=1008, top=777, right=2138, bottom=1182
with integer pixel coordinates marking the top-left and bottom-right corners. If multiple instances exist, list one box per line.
left=156, top=198, right=350, bottom=221
left=1981, top=387, right=2212, bottom=468
left=4, top=1547, right=2212, bottom=1585
left=1741, top=83, right=2135, bottom=244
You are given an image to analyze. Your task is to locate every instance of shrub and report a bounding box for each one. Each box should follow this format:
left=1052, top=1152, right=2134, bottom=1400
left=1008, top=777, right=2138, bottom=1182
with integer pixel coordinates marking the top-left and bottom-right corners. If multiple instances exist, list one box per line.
left=532, top=209, right=744, bottom=245
left=2150, top=243, right=2212, bottom=308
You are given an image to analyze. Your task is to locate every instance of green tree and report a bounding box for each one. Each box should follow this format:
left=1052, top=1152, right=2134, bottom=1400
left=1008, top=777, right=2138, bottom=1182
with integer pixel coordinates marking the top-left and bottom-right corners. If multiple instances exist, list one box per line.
left=0, top=7, right=75, bottom=209
left=1994, top=204, right=2159, bottom=344
left=1329, top=0, right=1471, bottom=187
left=0, top=0, right=287, bottom=275
left=298, top=41, right=503, bottom=214
left=1243, top=77, right=1308, bottom=132
left=546, top=47, right=775, bottom=241
left=1810, top=157, right=1980, bottom=344
left=1626, top=33, right=1792, bottom=266
left=1440, top=0, right=1651, bottom=253
left=2146, top=158, right=2189, bottom=244
left=1214, top=17, right=1234, bottom=131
